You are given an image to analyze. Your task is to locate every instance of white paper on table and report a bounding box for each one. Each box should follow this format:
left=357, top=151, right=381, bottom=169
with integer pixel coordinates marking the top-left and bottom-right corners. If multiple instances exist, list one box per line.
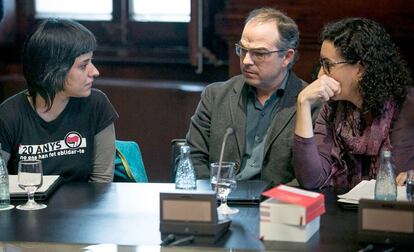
left=337, top=179, right=407, bottom=204
left=9, top=175, right=61, bottom=194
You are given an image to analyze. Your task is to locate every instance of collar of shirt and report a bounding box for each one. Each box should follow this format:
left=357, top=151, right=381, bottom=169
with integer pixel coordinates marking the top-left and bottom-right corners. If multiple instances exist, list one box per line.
left=247, top=72, right=288, bottom=105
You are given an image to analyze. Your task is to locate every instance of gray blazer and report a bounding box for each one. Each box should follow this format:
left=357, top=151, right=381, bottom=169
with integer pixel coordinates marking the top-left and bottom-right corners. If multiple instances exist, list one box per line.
left=186, top=73, right=320, bottom=185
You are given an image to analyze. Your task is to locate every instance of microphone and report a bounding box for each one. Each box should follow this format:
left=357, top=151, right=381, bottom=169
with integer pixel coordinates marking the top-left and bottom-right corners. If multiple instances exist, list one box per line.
left=160, top=234, right=176, bottom=245
left=169, top=235, right=195, bottom=246
left=216, top=127, right=235, bottom=193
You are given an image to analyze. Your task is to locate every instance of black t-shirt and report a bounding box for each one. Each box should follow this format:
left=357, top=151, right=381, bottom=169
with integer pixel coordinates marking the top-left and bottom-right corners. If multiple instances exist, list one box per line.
left=0, top=89, right=118, bottom=181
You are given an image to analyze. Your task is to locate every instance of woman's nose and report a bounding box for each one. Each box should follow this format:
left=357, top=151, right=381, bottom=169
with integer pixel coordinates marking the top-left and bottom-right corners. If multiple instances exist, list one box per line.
left=89, top=63, right=99, bottom=77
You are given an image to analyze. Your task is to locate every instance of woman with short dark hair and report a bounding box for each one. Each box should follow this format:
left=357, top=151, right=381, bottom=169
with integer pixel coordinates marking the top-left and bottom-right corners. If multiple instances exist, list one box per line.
left=293, top=18, right=414, bottom=189
left=0, top=19, right=118, bottom=182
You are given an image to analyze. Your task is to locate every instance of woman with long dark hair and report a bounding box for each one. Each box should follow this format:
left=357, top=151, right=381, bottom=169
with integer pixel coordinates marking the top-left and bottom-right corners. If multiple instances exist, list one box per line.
left=293, top=18, right=413, bottom=189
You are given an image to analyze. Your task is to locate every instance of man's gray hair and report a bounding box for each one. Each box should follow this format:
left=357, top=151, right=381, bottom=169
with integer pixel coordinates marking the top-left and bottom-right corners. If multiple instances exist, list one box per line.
left=246, top=7, right=299, bottom=68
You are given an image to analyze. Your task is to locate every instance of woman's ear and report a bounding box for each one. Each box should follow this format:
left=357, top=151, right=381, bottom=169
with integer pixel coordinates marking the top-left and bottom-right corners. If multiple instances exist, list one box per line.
left=356, top=61, right=365, bottom=80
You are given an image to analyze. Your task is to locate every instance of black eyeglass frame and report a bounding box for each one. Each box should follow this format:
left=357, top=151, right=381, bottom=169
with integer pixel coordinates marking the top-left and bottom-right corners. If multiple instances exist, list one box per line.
left=235, top=43, right=288, bottom=62
left=320, top=58, right=355, bottom=74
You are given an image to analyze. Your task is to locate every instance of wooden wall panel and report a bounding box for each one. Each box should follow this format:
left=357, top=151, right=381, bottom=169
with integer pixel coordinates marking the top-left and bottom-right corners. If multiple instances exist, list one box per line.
left=215, top=0, right=414, bottom=82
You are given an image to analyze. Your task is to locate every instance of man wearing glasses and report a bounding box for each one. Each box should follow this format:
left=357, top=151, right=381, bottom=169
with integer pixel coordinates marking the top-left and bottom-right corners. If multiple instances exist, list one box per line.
left=186, top=7, right=320, bottom=185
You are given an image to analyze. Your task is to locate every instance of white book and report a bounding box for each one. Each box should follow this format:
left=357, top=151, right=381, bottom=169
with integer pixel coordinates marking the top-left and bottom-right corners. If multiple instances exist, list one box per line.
left=260, top=216, right=320, bottom=242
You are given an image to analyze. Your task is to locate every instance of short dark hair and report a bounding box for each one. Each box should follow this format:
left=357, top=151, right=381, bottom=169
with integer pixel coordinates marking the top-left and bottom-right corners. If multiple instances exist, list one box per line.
left=22, top=18, right=97, bottom=110
left=321, top=18, right=413, bottom=116
left=245, top=7, right=299, bottom=68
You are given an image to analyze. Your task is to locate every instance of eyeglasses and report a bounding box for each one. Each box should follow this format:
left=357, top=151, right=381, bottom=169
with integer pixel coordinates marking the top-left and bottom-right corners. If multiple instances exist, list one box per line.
left=320, top=58, right=354, bottom=74
left=235, top=43, right=287, bottom=62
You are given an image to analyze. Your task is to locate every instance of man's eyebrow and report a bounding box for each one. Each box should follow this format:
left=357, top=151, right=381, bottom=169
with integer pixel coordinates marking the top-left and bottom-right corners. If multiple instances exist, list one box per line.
left=239, top=43, right=272, bottom=51
left=252, top=47, right=272, bottom=51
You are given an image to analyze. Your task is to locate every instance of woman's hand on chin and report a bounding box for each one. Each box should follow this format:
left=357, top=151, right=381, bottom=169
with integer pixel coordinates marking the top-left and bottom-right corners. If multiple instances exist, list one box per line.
left=298, top=75, right=341, bottom=107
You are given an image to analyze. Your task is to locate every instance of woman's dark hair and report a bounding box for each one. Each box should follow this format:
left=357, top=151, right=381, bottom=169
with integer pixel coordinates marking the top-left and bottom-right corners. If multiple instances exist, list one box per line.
left=22, top=18, right=97, bottom=111
left=321, top=18, right=413, bottom=116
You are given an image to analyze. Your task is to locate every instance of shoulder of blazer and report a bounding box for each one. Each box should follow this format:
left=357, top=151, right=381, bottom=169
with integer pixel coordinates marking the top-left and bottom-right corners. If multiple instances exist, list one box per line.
left=204, top=75, right=245, bottom=96
left=281, top=71, right=307, bottom=108
left=289, top=71, right=308, bottom=91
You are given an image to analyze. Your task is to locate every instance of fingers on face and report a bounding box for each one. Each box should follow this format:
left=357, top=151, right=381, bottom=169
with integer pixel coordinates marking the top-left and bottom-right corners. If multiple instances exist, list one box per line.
left=328, top=81, right=341, bottom=96
left=318, top=77, right=337, bottom=101
left=322, top=75, right=341, bottom=93
left=320, top=92, right=330, bottom=101
left=396, top=172, right=407, bottom=186
left=315, top=85, right=329, bottom=101
left=325, top=86, right=335, bottom=97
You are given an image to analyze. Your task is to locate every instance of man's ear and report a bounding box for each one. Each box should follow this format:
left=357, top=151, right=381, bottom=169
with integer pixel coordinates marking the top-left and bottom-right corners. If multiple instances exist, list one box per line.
left=282, top=49, right=295, bottom=68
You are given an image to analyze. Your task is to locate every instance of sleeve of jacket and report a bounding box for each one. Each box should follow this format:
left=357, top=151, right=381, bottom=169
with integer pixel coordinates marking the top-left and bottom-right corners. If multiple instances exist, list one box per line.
left=186, top=86, right=214, bottom=179
left=293, top=102, right=334, bottom=190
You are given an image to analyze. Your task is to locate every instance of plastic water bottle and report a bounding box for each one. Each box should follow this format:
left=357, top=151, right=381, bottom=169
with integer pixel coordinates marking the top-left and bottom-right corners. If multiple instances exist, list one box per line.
left=374, top=149, right=397, bottom=201
left=0, top=143, right=11, bottom=209
left=175, top=145, right=196, bottom=190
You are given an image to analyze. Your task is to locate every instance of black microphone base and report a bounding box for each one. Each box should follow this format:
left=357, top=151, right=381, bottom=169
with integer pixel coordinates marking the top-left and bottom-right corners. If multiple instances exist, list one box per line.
left=161, top=231, right=230, bottom=245
left=160, top=219, right=231, bottom=244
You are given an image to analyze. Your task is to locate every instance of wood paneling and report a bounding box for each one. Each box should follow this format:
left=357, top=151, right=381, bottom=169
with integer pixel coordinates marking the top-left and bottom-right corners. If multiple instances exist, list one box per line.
left=215, top=0, right=414, bottom=81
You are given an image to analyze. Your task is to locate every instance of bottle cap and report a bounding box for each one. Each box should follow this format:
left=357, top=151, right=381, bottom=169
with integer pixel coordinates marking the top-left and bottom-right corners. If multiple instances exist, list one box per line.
left=180, top=145, right=190, bottom=152
left=383, top=150, right=391, bottom=157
